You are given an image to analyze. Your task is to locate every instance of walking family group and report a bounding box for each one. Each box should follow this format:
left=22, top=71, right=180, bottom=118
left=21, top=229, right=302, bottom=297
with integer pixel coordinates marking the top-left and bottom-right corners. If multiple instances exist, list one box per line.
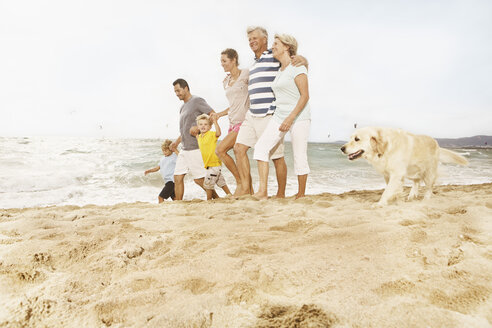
left=145, top=26, right=311, bottom=202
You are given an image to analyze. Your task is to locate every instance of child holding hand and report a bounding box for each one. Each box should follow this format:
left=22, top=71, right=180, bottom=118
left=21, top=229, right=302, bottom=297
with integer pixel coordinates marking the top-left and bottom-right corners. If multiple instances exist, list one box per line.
left=195, top=114, right=232, bottom=200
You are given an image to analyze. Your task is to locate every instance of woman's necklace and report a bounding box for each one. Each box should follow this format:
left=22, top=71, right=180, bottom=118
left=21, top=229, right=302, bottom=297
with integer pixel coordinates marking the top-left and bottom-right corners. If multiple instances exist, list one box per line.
left=229, top=69, right=241, bottom=86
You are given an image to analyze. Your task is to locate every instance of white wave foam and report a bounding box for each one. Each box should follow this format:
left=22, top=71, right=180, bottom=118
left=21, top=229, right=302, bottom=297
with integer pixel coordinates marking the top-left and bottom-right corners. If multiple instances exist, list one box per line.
left=1, top=137, right=491, bottom=208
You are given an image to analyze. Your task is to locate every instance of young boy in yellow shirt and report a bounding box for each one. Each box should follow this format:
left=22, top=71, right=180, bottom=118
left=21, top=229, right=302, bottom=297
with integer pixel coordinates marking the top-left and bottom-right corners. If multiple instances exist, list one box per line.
left=195, top=114, right=232, bottom=200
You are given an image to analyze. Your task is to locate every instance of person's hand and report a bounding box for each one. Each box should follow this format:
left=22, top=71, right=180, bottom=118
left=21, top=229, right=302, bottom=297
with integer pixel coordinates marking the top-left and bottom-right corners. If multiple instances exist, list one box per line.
left=210, top=112, right=219, bottom=122
left=279, top=117, right=294, bottom=132
left=144, top=170, right=149, bottom=176
left=169, top=141, right=177, bottom=152
left=291, top=55, right=308, bottom=67
left=189, top=126, right=199, bottom=137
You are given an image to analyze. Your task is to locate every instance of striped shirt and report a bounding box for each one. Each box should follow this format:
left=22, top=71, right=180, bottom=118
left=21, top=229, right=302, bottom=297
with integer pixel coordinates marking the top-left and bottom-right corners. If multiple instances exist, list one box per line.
left=248, top=49, right=280, bottom=117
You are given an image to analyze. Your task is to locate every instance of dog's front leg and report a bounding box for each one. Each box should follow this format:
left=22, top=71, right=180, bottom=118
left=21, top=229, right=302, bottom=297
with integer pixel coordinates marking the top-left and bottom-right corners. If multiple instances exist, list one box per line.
left=376, top=175, right=403, bottom=206
left=408, top=180, right=420, bottom=200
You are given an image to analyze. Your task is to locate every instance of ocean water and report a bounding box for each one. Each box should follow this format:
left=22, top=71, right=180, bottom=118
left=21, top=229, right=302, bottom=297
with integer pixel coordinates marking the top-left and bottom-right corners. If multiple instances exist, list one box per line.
left=1, top=136, right=491, bottom=209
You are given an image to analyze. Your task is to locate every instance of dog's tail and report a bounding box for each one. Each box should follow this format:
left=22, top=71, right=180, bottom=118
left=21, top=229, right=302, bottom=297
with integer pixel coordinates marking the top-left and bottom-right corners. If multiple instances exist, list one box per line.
left=439, top=148, right=468, bottom=166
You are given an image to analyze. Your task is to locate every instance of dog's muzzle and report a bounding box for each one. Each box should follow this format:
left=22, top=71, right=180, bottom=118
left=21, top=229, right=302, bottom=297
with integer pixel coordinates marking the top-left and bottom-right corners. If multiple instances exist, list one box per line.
left=348, top=149, right=364, bottom=160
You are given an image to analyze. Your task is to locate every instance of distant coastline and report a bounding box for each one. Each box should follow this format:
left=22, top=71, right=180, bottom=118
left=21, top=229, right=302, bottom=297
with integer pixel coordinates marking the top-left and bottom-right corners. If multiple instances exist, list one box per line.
left=435, top=135, right=491, bottom=148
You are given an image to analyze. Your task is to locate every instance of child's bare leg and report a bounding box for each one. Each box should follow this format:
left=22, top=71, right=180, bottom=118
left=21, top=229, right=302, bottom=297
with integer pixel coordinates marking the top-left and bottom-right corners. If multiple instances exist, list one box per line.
left=221, top=184, right=232, bottom=196
left=206, top=189, right=216, bottom=200
left=216, top=132, right=242, bottom=194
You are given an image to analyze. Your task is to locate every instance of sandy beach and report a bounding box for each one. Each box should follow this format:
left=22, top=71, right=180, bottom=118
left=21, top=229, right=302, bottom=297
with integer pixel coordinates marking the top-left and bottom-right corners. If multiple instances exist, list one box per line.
left=0, top=183, right=491, bottom=327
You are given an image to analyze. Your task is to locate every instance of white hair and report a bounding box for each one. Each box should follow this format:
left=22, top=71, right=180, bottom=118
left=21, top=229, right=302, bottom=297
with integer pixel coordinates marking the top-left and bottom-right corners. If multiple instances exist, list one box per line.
left=246, top=26, right=268, bottom=40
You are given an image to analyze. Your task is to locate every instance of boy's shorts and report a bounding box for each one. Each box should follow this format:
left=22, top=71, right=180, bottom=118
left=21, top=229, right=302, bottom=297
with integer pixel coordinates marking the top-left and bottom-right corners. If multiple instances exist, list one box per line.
left=174, top=149, right=207, bottom=178
left=203, top=166, right=226, bottom=190
left=235, top=112, right=284, bottom=160
left=159, top=181, right=175, bottom=200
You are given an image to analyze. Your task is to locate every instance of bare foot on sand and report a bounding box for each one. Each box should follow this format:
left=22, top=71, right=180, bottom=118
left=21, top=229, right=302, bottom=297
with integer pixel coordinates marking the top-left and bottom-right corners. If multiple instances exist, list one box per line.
left=252, top=191, right=268, bottom=200
left=234, top=183, right=253, bottom=197
left=295, top=193, right=306, bottom=199
left=233, top=184, right=243, bottom=196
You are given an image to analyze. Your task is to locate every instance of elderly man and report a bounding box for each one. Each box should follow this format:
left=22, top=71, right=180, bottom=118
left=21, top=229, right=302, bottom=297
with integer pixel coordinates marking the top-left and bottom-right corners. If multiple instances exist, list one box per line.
left=233, top=26, right=307, bottom=197
left=170, top=78, right=217, bottom=200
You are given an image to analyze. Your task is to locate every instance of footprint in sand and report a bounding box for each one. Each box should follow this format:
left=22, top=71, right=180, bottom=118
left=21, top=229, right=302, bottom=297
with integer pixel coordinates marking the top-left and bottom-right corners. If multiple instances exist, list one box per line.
left=128, top=277, right=158, bottom=292
left=375, top=278, right=416, bottom=296
left=410, top=228, right=428, bottom=243
left=447, top=248, right=464, bottom=266
left=269, top=220, right=320, bottom=233
left=426, top=211, right=442, bottom=220
left=226, top=282, right=258, bottom=305
left=228, top=243, right=267, bottom=258
left=208, top=211, right=244, bottom=221
left=13, top=297, right=56, bottom=325
left=459, top=226, right=484, bottom=245
left=180, top=278, right=216, bottom=295
left=33, top=252, right=52, bottom=266
left=295, top=198, right=315, bottom=205
left=255, top=304, right=337, bottom=328
left=15, top=269, right=45, bottom=283
left=0, top=237, right=22, bottom=245
left=288, top=210, right=307, bottom=219
left=184, top=231, right=215, bottom=243
left=316, top=201, right=333, bottom=208
left=446, top=207, right=468, bottom=215
left=429, top=285, right=489, bottom=314
left=399, top=219, right=418, bottom=226
left=67, top=241, right=99, bottom=262
left=124, top=246, right=144, bottom=259
left=445, top=269, right=471, bottom=280
left=95, top=300, right=128, bottom=327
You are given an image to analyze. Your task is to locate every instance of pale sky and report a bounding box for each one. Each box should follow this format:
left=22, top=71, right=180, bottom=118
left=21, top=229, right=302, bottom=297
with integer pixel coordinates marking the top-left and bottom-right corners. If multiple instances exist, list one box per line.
left=1, top=0, right=491, bottom=141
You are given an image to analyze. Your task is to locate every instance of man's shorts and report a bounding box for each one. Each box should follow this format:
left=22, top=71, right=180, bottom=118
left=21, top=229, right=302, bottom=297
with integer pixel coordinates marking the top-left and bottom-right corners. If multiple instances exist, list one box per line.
left=235, top=112, right=284, bottom=160
left=159, top=181, right=175, bottom=200
left=174, top=149, right=207, bottom=179
left=203, top=166, right=226, bottom=190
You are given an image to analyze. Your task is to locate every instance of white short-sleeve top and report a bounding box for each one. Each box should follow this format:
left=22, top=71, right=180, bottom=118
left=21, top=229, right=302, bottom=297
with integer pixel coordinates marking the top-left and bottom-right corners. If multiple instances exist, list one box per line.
left=271, top=64, right=310, bottom=123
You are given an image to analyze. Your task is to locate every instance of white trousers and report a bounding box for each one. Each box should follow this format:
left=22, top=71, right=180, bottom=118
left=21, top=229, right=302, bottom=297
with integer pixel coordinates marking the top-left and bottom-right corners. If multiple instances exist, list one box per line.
left=253, top=119, right=310, bottom=175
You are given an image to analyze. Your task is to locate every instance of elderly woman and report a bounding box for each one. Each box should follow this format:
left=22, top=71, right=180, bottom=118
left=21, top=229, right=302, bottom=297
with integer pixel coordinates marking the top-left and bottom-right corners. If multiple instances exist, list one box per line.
left=253, top=34, right=311, bottom=199
left=211, top=48, right=249, bottom=195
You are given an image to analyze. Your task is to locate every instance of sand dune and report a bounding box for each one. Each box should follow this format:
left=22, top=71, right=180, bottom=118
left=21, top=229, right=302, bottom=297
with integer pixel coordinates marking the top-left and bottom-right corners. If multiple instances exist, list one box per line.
left=0, top=184, right=491, bottom=327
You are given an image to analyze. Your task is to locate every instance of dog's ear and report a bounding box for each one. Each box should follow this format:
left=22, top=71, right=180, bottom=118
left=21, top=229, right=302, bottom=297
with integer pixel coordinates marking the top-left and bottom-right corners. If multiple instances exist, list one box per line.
left=371, top=131, right=387, bottom=157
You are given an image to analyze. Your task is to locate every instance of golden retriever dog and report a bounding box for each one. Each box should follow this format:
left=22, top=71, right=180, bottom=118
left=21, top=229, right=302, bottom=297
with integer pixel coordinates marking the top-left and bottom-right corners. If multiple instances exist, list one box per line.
left=341, top=127, right=468, bottom=206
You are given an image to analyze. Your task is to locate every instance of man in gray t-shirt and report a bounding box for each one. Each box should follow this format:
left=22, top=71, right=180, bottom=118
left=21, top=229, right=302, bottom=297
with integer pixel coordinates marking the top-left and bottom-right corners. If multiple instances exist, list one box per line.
left=170, top=79, right=217, bottom=200
left=179, top=96, right=212, bottom=150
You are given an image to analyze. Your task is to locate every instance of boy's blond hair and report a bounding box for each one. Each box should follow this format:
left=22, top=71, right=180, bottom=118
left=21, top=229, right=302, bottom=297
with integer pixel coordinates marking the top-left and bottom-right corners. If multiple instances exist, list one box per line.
left=196, top=113, right=211, bottom=125
left=161, top=139, right=172, bottom=151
